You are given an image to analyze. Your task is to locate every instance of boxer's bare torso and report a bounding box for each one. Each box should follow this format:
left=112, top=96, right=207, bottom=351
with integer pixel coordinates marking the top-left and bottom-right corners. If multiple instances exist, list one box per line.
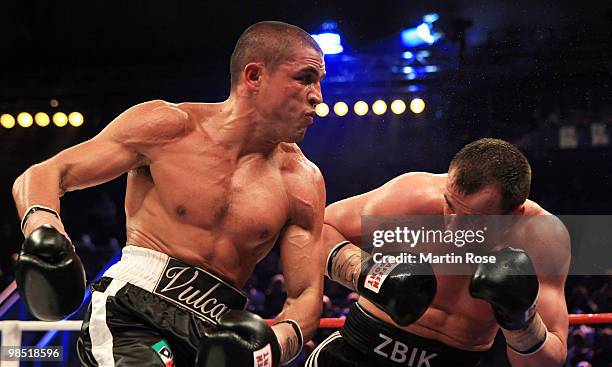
left=124, top=102, right=320, bottom=287
left=326, top=172, right=569, bottom=351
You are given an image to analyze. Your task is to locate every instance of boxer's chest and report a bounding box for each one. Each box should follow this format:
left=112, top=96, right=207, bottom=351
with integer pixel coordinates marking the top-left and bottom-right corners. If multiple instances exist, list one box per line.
left=148, top=143, right=290, bottom=241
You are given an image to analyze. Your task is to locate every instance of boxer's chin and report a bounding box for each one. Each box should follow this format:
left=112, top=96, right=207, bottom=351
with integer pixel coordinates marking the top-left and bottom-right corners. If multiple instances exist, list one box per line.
left=286, top=129, right=307, bottom=143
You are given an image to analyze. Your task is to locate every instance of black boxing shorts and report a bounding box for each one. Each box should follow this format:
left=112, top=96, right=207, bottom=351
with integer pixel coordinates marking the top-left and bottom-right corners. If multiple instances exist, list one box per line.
left=305, top=303, right=485, bottom=367
left=76, top=246, right=247, bottom=367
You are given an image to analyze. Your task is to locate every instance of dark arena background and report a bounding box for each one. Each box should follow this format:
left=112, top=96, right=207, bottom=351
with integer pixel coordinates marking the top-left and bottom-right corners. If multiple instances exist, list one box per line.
left=1, top=1, right=611, bottom=366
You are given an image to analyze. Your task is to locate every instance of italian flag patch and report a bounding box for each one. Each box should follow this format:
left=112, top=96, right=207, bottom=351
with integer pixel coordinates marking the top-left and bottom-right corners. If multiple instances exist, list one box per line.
left=152, top=339, right=175, bottom=367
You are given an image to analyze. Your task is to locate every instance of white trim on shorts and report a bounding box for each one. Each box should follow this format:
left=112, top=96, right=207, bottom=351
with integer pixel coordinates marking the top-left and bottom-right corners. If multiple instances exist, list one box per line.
left=90, top=278, right=127, bottom=367
left=102, top=245, right=243, bottom=294
left=305, top=331, right=342, bottom=367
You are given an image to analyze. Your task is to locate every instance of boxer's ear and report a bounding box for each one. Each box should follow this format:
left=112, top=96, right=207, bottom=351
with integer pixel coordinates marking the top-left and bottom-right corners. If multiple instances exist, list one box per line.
left=242, top=62, right=264, bottom=91
left=510, top=204, right=526, bottom=215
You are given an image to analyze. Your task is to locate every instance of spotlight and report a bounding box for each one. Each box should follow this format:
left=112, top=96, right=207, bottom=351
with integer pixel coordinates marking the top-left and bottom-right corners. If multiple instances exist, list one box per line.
left=400, top=13, right=442, bottom=47
left=53, top=112, right=68, bottom=127
left=17, top=112, right=34, bottom=128
left=372, top=100, right=387, bottom=115
left=311, top=21, right=343, bottom=55
left=333, top=102, right=349, bottom=117
left=1, top=114, right=15, bottom=129
left=49, top=99, right=59, bottom=108
left=390, top=100, right=407, bottom=115
left=68, top=112, right=84, bottom=127
left=410, top=98, right=426, bottom=114
left=35, top=112, right=50, bottom=127
left=353, top=101, right=369, bottom=116
left=315, top=103, right=330, bottom=117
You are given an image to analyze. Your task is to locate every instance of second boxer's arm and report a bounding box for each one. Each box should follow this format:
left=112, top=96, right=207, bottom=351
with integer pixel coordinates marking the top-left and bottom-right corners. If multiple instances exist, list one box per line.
left=506, top=276, right=568, bottom=367
left=506, top=220, right=570, bottom=367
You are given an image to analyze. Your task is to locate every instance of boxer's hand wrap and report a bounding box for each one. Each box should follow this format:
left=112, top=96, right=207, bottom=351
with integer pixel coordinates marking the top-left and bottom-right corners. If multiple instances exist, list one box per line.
left=20, top=205, right=60, bottom=234
left=469, top=247, right=547, bottom=354
left=15, top=225, right=86, bottom=321
left=326, top=241, right=363, bottom=290
left=272, top=319, right=303, bottom=365
left=357, top=252, right=437, bottom=326
left=197, top=310, right=280, bottom=367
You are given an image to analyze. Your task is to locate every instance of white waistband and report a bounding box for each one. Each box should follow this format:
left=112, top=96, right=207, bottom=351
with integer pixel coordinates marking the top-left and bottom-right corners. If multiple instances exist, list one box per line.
left=103, top=246, right=173, bottom=293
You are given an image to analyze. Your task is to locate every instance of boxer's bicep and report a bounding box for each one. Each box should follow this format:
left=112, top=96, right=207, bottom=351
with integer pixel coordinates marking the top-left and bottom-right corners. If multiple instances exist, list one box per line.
left=277, top=224, right=324, bottom=339
left=45, top=100, right=188, bottom=193
left=276, top=167, right=325, bottom=339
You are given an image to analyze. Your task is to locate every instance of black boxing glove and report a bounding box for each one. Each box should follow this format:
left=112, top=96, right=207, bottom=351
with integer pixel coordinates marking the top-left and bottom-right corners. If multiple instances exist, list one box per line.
left=356, top=252, right=437, bottom=326
left=326, top=242, right=437, bottom=326
left=15, top=225, right=86, bottom=321
left=470, top=247, right=548, bottom=354
left=197, top=310, right=281, bottom=367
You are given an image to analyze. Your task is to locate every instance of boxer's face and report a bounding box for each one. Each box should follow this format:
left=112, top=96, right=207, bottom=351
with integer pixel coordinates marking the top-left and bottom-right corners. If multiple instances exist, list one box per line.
left=257, top=46, right=325, bottom=142
left=443, top=169, right=504, bottom=216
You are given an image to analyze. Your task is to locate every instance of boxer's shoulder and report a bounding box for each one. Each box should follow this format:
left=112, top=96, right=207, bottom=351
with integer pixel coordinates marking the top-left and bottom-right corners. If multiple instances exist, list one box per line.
left=111, top=99, right=192, bottom=146
left=277, top=143, right=321, bottom=177
left=512, top=210, right=570, bottom=273
left=367, top=172, right=445, bottom=215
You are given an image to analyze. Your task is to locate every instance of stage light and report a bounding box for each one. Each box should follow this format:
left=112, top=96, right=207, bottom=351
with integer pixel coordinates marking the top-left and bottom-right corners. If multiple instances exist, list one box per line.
left=49, top=99, right=59, bottom=108
left=1, top=114, right=15, bottom=129
left=372, top=100, right=387, bottom=115
left=391, top=100, right=407, bottom=115
left=68, top=112, right=84, bottom=127
left=402, top=66, right=414, bottom=74
left=410, top=98, right=426, bottom=114
left=315, top=103, right=330, bottom=117
left=354, top=101, right=369, bottom=116
left=35, top=112, right=50, bottom=127
left=402, top=51, right=413, bottom=59
left=333, top=102, right=349, bottom=117
left=312, top=21, right=344, bottom=55
left=422, top=13, right=439, bottom=23
left=17, top=112, right=33, bottom=128
left=53, top=112, right=68, bottom=127
left=400, top=14, right=442, bottom=47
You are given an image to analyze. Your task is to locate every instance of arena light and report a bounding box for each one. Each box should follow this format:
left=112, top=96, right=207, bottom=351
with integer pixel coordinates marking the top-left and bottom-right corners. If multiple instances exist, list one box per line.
left=333, top=102, right=349, bottom=117
left=315, top=102, right=330, bottom=117
left=1, top=114, right=15, bottom=129
left=68, top=112, right=84, bottom=127
left=400, top=13, right=442, bottom=47
left=372, top=100, right=387, bottom=115
left=353, top=101, right=369, bottom=116
left=53, top=112, right=68, bottom=127
left=390, top=100, right=407, bottom=115
left=410, top=98, right=426, bottom=114
left=311, top=21, right=343, bottom=55
left=17, top=112, right=34, bottom=128
left=35, top=112, right=50, bottom=127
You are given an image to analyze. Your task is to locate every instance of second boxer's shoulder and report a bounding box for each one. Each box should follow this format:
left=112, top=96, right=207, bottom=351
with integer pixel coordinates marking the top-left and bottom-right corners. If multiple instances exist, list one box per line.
left=377, top=172, right=445, bottom=211
left=516, top=210, right=570, bottom=274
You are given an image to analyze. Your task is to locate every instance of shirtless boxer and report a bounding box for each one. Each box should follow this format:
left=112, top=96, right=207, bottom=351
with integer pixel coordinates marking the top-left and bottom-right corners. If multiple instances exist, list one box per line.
left=307, top=138, right=570, bottom=367
left=12, top=21, right=326, bottom=367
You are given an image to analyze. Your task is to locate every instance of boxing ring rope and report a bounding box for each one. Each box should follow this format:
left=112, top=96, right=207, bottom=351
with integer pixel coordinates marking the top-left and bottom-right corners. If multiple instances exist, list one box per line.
left=0, top=314, right=610, bottom=366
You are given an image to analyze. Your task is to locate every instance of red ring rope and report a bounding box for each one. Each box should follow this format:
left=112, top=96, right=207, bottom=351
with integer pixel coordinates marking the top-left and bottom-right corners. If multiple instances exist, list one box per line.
left=267, top=313, right=612, bottom=328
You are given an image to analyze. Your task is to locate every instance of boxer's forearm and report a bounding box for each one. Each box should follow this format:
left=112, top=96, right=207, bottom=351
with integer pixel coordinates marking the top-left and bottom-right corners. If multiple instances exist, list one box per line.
left=506, top=331, right=566, bottom=367
left=273, top=287, right=321, bottom=363
left=13, top=164, right=63, bottom=217
left=275, top=286, right=321, bottom=340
